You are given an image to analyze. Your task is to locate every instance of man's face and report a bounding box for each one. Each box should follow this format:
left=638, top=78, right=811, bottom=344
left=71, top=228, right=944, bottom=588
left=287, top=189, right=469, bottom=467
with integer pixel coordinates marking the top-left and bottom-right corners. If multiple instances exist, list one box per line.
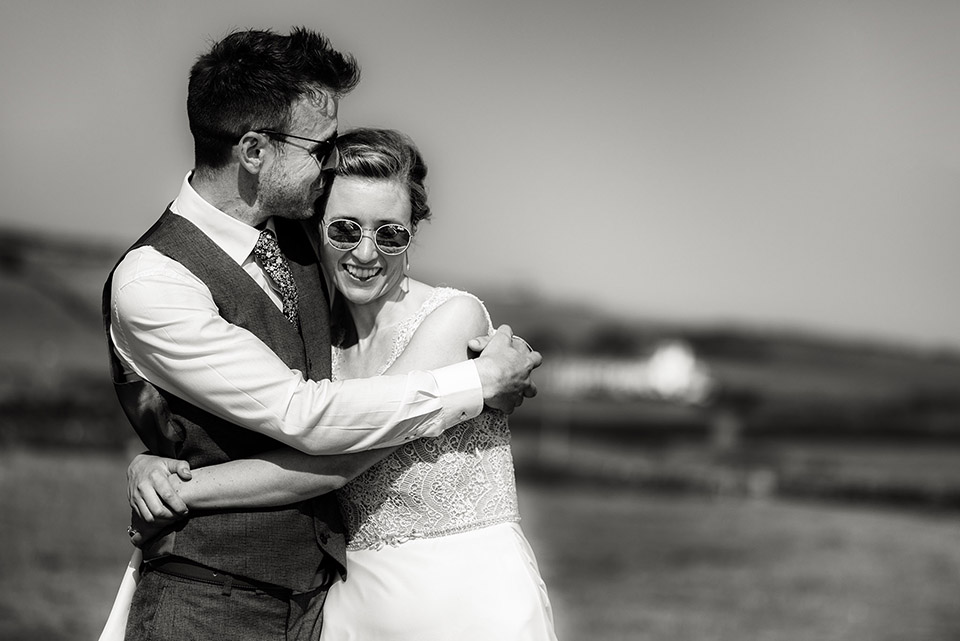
left=259, top=92, right=339, bottom=221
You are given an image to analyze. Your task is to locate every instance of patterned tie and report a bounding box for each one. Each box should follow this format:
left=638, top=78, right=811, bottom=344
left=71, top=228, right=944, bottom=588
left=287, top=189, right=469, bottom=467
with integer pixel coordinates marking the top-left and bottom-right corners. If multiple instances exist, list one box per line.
left=254, top=228, right=300, bottom=327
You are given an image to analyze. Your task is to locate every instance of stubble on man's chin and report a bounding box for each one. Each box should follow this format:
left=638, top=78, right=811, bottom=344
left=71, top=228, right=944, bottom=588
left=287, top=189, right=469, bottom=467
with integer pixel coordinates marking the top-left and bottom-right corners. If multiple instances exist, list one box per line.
left=275, top=201, right=316, bottom=220
left=259, top=180, right=316, bottom=221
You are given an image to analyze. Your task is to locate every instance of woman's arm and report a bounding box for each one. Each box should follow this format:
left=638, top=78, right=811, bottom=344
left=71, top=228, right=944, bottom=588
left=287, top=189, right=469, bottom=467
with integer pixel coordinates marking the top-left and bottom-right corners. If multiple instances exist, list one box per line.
left=385, top=293, right=490, bottom=374
left=174, top=448, right=392, bottom=509
left=128, top=446, right=396, bottom=521
left=130, top=291, right=492, bottom=520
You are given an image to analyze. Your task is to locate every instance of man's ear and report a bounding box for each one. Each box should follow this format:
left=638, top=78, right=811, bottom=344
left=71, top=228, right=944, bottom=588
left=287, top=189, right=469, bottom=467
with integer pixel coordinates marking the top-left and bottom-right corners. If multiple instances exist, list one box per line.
left=237, top=131, right=269, bottom=175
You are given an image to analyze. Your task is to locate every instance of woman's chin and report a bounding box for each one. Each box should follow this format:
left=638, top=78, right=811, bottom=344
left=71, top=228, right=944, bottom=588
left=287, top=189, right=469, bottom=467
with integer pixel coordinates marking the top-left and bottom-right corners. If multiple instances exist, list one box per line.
left=337, top=281, right=383, bottom=306
left=336, top=272, right=407, bottom=307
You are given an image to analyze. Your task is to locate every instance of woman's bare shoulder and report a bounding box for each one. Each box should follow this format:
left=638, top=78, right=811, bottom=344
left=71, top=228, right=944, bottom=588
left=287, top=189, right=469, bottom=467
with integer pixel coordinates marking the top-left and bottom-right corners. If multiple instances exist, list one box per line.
left=422, top=288, right=490, bottom=338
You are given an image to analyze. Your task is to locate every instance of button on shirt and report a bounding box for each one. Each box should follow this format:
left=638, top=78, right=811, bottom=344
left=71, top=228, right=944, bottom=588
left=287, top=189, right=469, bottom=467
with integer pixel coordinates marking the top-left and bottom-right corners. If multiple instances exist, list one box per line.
left=109, top=173, right=483, bottom=454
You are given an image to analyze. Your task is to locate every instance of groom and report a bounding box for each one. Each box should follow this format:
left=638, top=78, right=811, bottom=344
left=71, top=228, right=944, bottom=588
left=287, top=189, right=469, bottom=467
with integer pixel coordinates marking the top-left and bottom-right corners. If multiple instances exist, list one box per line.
left=104, top=27, right=540, bottom=641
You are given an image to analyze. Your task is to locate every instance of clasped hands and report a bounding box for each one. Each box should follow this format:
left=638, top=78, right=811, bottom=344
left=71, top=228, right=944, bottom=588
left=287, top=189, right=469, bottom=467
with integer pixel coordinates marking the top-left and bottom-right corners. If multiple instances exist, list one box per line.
left=127, top=454, right=191, bottom=547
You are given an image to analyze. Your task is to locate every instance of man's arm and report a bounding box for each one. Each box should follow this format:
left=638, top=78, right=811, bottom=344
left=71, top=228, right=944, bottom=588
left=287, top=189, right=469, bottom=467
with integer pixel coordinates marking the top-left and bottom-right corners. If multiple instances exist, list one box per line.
left=128, top=293, right=533, bottom=521
left=111, top=249, right=538, bottom=455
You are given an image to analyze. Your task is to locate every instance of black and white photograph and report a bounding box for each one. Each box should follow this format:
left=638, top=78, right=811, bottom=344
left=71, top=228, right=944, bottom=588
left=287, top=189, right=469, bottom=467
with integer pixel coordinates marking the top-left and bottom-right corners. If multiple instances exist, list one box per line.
left=1, top=2, right=959, bottom=640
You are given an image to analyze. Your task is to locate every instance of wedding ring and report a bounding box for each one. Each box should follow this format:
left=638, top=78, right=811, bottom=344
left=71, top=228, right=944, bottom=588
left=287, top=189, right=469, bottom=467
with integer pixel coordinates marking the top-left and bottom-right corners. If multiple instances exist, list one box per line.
left=127, top=525, right=139, bottom=538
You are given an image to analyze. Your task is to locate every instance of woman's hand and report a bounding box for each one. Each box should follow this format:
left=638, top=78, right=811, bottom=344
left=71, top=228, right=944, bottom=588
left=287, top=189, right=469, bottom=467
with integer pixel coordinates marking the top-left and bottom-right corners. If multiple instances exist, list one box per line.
left=127, top=453, right=193, bottom=522
left=127, top=512, right=170, bottom=548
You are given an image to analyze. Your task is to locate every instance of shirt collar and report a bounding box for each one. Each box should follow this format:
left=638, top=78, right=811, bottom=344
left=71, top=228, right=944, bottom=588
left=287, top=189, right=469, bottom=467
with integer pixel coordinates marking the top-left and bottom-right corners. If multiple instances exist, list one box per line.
left=171, top=172, right=331, bottom=307
left=169, top=172, right=268, bottom=265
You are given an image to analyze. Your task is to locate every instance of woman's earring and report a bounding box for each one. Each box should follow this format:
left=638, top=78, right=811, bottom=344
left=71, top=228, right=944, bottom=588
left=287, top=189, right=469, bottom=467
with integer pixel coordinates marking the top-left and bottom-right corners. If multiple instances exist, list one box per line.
left=400, top=254, right=411, bottom=294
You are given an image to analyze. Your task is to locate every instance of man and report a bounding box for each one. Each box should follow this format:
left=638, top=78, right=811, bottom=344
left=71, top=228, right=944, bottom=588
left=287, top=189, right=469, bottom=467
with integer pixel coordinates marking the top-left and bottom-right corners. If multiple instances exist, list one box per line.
left=104, top=28, right=540, bottom=640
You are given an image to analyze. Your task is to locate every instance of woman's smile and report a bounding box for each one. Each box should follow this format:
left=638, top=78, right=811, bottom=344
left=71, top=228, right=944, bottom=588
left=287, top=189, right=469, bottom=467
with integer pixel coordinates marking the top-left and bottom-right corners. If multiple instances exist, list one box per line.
left=343, top=263, right=383, bottom=282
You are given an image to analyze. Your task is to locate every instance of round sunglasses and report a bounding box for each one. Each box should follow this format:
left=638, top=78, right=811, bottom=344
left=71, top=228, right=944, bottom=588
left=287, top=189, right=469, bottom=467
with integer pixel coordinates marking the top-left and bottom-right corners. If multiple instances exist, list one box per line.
left=324, top=219, right=412, bottom=255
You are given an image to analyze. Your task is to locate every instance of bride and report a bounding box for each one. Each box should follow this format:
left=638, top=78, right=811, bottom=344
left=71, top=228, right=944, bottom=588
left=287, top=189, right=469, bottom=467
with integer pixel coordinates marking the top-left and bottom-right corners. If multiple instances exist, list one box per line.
left=109, top=128, right=557, bottom=640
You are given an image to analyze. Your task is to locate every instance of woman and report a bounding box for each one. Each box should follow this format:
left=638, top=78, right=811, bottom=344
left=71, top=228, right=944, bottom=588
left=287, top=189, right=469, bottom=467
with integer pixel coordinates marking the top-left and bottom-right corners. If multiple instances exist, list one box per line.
left=109, top=128, right=557, bottom=640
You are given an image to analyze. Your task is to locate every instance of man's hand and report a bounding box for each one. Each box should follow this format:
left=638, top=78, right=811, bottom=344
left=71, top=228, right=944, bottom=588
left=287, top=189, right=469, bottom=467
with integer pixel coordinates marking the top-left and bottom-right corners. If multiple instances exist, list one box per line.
left=470, top=325, right=542, bottom=414
left=128, top=453, right=193, bottom=523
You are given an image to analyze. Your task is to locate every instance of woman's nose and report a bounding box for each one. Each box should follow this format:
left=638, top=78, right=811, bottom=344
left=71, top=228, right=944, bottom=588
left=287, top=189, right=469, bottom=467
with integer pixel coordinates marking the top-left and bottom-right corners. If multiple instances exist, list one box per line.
left=353, top=234, right=379, bottom=262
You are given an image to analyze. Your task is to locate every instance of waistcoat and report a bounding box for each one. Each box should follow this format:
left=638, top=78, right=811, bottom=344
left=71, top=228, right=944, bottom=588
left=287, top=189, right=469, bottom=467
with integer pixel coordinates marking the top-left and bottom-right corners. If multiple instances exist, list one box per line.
left=102, top=209, right=345, bottom=591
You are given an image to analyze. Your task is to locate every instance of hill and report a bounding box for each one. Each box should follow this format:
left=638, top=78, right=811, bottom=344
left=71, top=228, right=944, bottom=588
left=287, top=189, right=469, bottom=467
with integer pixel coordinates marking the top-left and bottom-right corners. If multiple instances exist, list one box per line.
left=2, top=227, right=959, bottom=452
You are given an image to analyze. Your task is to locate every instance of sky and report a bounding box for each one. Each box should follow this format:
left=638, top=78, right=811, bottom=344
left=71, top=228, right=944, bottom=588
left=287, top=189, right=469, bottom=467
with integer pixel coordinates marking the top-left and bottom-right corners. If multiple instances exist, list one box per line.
left=2, top=0, right=959, bottom=350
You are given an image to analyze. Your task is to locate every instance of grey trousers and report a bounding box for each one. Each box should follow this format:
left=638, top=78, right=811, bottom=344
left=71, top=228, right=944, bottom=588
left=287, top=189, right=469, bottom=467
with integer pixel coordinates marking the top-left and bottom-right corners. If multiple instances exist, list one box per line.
left=125, top=567, right=327, bottom=641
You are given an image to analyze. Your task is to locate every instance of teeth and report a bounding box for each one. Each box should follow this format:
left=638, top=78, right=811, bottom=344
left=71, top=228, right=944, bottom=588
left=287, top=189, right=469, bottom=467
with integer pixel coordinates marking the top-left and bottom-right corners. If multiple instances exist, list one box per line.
left=344, top=264, right=381, bottom=281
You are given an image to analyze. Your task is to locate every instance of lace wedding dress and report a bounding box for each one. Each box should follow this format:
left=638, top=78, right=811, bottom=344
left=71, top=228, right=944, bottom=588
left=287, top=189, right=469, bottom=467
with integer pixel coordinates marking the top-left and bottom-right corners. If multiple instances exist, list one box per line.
left=319, top=287, right=557, bottom=641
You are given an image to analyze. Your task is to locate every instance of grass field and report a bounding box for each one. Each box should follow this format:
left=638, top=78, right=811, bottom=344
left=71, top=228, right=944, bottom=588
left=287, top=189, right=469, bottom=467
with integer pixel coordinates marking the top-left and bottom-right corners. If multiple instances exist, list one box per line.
left=2, top=448, right=960, bottom=641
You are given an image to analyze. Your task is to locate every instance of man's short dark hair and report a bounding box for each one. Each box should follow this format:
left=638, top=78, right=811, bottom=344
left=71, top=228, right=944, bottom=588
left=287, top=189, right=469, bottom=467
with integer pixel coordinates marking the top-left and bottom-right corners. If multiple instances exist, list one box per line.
left=187, top=27, right=360, bottom=169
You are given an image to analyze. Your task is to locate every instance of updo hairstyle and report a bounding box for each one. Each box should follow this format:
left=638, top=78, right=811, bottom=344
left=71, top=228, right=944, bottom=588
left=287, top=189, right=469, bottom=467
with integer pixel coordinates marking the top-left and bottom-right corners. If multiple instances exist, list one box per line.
left=334, top=128, right=432, bottom=229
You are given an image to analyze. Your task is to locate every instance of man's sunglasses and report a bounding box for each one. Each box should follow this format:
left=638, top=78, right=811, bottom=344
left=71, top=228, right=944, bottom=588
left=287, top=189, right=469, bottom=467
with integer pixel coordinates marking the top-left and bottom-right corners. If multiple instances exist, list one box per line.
left=324, top=219, right=412, bottom=255
left=256, top=129, right=339, bottom=169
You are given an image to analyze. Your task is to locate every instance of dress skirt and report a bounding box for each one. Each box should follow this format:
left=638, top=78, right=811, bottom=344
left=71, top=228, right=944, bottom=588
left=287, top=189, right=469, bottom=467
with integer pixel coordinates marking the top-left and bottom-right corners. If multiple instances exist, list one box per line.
left=319, top=522, right=557, bottom=641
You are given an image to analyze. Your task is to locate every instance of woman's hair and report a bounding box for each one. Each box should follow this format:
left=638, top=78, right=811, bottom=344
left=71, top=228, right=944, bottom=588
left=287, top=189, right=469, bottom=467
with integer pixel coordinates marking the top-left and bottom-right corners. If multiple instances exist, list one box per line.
left=187, top=27, right=360, bottom=169
left=334, top=128, right=432, bottom=229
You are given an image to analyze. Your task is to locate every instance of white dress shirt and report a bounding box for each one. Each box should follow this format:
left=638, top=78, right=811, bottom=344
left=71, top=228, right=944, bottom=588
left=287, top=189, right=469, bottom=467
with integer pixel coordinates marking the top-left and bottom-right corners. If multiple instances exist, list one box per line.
left=109, top=173, right=483, bottom=454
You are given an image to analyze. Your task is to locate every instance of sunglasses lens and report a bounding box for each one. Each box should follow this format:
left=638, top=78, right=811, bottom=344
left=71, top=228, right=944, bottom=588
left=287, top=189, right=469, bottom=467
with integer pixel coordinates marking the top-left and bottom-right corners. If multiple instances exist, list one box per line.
left=326, top=220, right=411, bottom=254
left=376, top=225, right=411, bottom=255
left=326, top=220, right=362, bottom=249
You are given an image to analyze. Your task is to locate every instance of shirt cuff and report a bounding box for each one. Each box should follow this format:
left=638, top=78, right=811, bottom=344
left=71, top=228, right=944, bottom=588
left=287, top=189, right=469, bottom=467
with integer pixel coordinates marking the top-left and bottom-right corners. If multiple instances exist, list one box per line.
left=432, top=360, right=484, bottom=427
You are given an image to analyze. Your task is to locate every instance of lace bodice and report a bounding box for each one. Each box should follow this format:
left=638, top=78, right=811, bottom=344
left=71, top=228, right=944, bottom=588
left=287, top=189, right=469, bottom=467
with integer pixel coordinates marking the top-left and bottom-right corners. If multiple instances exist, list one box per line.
left=333, top=287, right=520, bottom=550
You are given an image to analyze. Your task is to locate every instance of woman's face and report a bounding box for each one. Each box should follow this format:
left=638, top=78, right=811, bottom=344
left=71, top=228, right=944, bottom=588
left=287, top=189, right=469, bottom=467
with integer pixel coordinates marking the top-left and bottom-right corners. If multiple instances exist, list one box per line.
left=320, top=176, right=413, bottom=307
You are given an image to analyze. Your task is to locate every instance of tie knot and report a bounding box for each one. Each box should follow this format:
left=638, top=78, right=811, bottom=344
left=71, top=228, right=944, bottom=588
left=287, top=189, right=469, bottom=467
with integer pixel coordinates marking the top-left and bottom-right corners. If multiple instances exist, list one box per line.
left=255, top=228, right=281, bottom=261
